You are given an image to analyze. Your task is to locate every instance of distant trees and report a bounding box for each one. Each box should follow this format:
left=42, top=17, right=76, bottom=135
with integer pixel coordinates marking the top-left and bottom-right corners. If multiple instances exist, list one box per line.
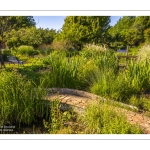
left=108, top=16, right=136, bottom=48
left=0, top=16, right=57, bottom=50
left=0, top=16, right=36, bottom=49
left=1, top=15, right=150, bottom=52
left=108, top=16, right=150, bottom=49
left=6, top=27, right=56, bottom=49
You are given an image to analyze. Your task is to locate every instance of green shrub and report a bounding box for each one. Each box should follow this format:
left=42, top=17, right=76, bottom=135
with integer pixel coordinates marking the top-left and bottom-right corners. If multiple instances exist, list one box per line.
left=43, top=98, right=73, bottom=134
left=17, top=45, right=39, bottom=57
left=28, top=49, right=39, bottom=56
left=18, top=45, right=34, bottom=54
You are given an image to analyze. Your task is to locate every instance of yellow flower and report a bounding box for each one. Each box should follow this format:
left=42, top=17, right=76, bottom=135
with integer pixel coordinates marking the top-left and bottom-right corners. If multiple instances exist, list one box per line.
left=125, top=69, right=129, bottom=73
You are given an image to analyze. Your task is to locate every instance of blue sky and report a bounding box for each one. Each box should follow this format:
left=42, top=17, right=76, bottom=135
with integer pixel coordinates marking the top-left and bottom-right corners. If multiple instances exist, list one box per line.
left=33, top=16, right=121, bottom=31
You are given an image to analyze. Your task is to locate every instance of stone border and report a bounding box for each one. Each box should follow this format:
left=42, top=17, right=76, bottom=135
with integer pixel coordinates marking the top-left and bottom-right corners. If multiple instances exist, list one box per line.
left=49, top=88, right=100, bottom=100
left=48, top=88, right=138, bottom=111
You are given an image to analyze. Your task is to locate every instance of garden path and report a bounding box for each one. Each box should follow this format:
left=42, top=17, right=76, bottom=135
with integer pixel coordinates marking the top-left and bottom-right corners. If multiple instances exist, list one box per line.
left=47, top=88, right=150, bottom=134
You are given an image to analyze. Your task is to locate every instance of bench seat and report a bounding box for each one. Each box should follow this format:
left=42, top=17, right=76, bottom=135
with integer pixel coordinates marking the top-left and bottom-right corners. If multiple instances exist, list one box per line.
left=7, top=56, right=23, bottom=65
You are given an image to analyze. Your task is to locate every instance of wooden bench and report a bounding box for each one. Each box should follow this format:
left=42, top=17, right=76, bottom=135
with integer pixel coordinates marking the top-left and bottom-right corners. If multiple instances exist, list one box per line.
left=7, top=56, right=24, bottom=65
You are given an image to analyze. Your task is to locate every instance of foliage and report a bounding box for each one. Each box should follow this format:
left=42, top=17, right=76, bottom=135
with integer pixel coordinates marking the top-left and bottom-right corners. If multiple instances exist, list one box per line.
left=82, top=43, right=108, bottom=51
left=17, top=45, right=39, bottom=57
left=0, top=46, right=150, bottom=134
left=90, top=57, right=150, bottom=106
left=38, top=28, right=56, bottom=44
left=0, top=71, right=49, bottom=126
left=144, top=28, right=150, bottom=43
left=0, top=16, right=35, bottom=49
left=6, top=27, right=43, bottom=48
left=108, top=16, right=136, bottom=48
left=43, top=99, right=74, bottom=134
left=56, top=16, right=111, bottom=49
left=108, top=16, right=150, bottom=49
left=6, top=27, right=57, bottom=49
left=133, top=16, right=150, bottom=32
left=129, top=95, right=150, bottom=111
left=42, top=51, right=84, bottom=89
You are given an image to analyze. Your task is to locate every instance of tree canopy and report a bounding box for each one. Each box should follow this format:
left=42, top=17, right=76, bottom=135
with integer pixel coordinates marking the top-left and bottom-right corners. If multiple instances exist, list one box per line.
left=1, top=16, right=150, bottom=51
left=108, top=16, right=150, bottom=49
left=55, top=16, right=111, bottom=49
left=6, top=27, right=57, bottom=48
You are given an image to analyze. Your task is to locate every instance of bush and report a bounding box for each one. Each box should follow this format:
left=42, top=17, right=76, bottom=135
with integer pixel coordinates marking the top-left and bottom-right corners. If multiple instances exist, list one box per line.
left=28, top=49, right=39, bottom=56
left=17, top=45, right=39, bottom=57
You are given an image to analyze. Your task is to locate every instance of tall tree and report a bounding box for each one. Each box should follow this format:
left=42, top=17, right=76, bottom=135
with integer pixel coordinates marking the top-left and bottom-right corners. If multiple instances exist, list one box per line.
left=56, top=16, right=110, bottom=49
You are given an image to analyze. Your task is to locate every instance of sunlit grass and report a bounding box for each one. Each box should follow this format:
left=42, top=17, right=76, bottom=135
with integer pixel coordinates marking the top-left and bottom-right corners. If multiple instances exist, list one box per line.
left=0, top=71, right=49, bottom=126
left=80, top=101, right=143, bottom=134
left=1, top=47, right=150, bottom=134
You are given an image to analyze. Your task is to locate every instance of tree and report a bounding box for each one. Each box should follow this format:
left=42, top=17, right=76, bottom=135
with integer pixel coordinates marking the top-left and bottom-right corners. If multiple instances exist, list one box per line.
left=0, top=16, right=35, bottom=49
left=38, top=28, right=57, bottom=44
left=133, top=16, right=150, bottom=31
left=124, top=28, right=143, bottom=46
left=109, top=16, right=150, bottom=48
left=56, top=16, right=110, bottom=50
left=6, top=27, right=42, bottom=48
left=108, top=16, right=136, bottom=48
left=132, top=16, right=150, bottom=44
left=6, top=27, right=57, bottom=49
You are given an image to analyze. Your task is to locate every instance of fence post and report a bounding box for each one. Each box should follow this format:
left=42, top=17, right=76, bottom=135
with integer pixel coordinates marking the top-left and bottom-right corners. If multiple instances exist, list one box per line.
left=126, top=46, right=129, bottom=67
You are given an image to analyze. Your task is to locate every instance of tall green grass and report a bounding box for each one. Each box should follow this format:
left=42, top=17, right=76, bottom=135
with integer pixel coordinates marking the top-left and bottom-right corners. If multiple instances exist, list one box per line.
left=1, top=47, right=150, bottom=128
left=1, top=46, right=150, bottom=133
left=90, top=56, right=150, bottom=104
left=42, top=51, right=86, bottom=89
left=0, top=71, right=49, bottom=126
left=41, top=49, right=118, bottom=90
